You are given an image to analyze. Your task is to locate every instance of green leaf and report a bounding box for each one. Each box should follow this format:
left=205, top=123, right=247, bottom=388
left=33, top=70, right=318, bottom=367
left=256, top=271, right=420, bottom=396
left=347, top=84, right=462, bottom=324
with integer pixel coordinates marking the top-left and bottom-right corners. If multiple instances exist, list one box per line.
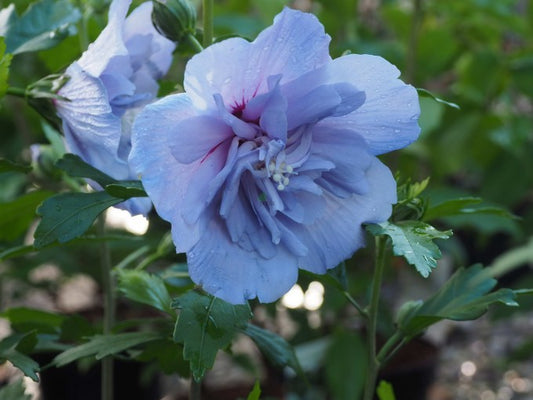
left=367, top=221, right=452, bottom=278
left=105, top=180, right=147, bottom=199
left=417, top=88, right=460, bottom=109
left=0, top=379, right=32, bottom=400
left=377, top=381, right=396, bottom=400
left=135, top=339, right=190, bottom=376
left=242, top=324, right=304, bottom=377
left=424, top=197, right=517, bottom=221
left=0, top=0, right=81, bottom=55
left=397, top=265, right=518, bottom=338
left=55, top=154, right=116, bottom=187
left=1, top=307, right=64, bottom=334
left=0, top=190, right=53, bottom=241
left=0, top=158, right=32, bottom=174
left=0, top=37, right=12, bottom=99
left=117, top=269, right=173, bottom=314
left=53, top=331, right=162, bottom=367
left=34, top=191, right=122, bottom=248
left=324, top=330, right=367, bottom=400
left=247, top=381, right=261, bottom=400
left=172, top=291, right=252, bottom=380
left=0, top=334, right=40, bottom=381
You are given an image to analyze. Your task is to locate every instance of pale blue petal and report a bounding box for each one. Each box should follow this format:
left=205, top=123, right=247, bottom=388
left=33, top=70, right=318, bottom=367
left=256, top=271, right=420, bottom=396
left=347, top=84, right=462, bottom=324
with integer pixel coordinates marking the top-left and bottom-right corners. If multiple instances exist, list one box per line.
left=292, top=157, right=397, bottom=274
left=319, top=54, right=420, bottom=155
left=187, top=217, right=299, bottom=304
left=184, top=7, right=331, bottom=111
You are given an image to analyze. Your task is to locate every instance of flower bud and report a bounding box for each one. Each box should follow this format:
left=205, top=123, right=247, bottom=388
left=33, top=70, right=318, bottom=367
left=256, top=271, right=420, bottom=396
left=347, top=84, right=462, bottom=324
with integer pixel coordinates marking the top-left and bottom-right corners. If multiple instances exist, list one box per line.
left=151, top=0, right=197, bottom=43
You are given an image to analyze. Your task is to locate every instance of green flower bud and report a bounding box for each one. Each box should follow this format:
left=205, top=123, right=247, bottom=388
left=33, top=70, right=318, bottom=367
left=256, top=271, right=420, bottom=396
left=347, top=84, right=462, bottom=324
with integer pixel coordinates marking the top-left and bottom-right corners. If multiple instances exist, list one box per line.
left=151, top=0, right=197, bottom=43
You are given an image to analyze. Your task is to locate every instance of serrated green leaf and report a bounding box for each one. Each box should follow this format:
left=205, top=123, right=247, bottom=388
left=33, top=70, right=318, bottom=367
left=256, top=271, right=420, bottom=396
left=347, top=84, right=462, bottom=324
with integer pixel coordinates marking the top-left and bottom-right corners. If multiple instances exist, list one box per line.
left=172, top=291, right=252, bottom=380
left=417, top=88, right=460, bottom=109
left=0, top=333, right=40, bottom=381
left=0, top=190, right=53, bottom=241
left=0, top=37, right=12, bottom=99
left=367, top=221, right=451, bottom=278
left=0, top=379, right=32, bottom=400
left=34, top=191, right=122, bottom=248
left=377, top=381, right=396, bottom=400
left=397, top=265, right=518, bottom=338
left=53, top=331, right=162, bottom=367
left=117, top=269, right=173, bottom=314
left=243, top=324, right=304, bottom=377
left=55, top=154, right=116, bottom=187
left=0, top=0, right=81, bottom=55
left=0, top=158, right=32, bottom=174
left=105, top=180, right=147, bottom=199
left=247, top=381, right=261, bottom=400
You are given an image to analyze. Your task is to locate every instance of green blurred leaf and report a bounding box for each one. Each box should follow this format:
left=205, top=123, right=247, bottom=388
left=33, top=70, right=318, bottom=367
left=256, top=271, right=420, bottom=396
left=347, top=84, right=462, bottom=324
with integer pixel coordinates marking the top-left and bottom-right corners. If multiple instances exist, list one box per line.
left=0, top=333, right=40, bottom=381
left=417, top=88, right=460, bottom=110
left=377, top=380, right=396, bottom=400
left=0, top=37, right=12, bottom=98
left=397, top=265, right=518, bottom=338
left=172, top=291, right=252, bottom=381
left=0, top=158, right=32, bottom=174
left=53, top=331, right=162, bottom=367
left=324, top=330, right=366, bottom=400
left=0, top=190, right=53, bottom=241
left=247, top=380, right=261, bottom=400
left=424, top=197, right=482, bottom=221
left=0, top=379, right=32, bottom=400
left=1, top=307, right=64, bottom=334
left=135, top=338, right=190, bottom=376
left=117, top=269, right=173, bottom=314
left=0, top=0, right=81, bottom=55
left=367, top=221, right=451, bottom=278
left=243, top=323, right=304, bottom=377
left=55, top=154, right=115, bottom=187
left=34, top=191, right=122, bottom=248
left=105, top=180, right=147, bottom=199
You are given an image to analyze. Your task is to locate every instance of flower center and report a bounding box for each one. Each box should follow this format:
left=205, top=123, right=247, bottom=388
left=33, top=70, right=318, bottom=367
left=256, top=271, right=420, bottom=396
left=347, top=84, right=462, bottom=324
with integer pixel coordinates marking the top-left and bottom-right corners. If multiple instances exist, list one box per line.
left=268, top=160, right=295, bottom=191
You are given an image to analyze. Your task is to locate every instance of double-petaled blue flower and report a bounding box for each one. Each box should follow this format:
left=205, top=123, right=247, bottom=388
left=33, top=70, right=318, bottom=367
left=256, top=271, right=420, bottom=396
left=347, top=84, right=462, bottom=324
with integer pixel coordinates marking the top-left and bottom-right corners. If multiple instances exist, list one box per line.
left=56, top=0, right=175, bottom=215
left=130, top=8, right=420, bottom=303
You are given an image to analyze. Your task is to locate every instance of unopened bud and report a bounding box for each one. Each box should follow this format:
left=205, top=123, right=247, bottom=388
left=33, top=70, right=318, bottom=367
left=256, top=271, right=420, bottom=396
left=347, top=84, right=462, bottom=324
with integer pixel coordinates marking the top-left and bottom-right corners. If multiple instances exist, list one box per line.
left=151, top=0, right=197, bottom=43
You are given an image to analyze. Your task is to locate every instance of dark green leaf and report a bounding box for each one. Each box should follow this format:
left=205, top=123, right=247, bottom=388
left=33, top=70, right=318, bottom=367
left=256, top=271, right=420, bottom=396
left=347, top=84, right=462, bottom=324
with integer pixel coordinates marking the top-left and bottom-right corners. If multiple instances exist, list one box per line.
left=302, top=262, right=347, bottom=291
left=0, top=244, right=35, bottom=261
left=0, top=158, right=32, bottom=174
left=0, top=37, right=12, bottom=98
left=243, top=323, right=304, bottom=377
left=117, top=269, right=173, bottom=314
left=397, top=265, right=518, bottom=338
left=34, top=191, right=122, bottom=248
left=0, top=379, right=32, bottom=400
left=135, top=339, right=190, bottom=376
left=424, top=197, right=482, bottom=221
left=172, top=291, right=252, bottom=380
left=247, top=381, right=261, bottom=400
left=0, top=0, right=81, bottom=55
left=417, top=88, right=460, bottom=109
left=55, top=154, right=116, bottom=187
left=53, top=331, right=162, bottom=367
left=367, top=221, right=452, bottom=278
left=105, top=180, right=147, bottom=199
left=0, top=334, right=40, bottom=381
left=377, top=381, right=396, bottom=400
left=1, top=307, right=64, bottom=334
left=0, top=190, right=53, bottom=241
left=324, top=330, right=366, bottom=400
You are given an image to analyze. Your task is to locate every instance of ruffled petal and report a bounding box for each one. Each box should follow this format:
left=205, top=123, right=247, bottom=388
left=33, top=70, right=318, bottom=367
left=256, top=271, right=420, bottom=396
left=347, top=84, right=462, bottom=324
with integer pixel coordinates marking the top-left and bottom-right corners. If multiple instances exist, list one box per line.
left=57, top=63, right=129, bottom=180
left=290, top=156, right=397, bottom=274
left=130, top=94, right=204, bottom=251
left=187, top=217, right=299, bottom=304
left=184, top=7, right=331, bottom=110
left=319, top=54, right=420, bottom=155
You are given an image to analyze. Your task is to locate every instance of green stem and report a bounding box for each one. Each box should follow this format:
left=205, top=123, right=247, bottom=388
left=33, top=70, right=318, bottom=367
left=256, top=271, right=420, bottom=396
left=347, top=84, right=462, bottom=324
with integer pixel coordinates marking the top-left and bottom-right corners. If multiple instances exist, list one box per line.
left=202, top=0, right=214, bottom=47
left=190, top=379, right=202, bottom=400
left=76, top=0, right=89, bottom=51
left=343, top=291, right=368, bottom=318
left=406, top=0, right=423, bottom=84
left=362, top=236, right=387, bottom=400
left=376, top=331, right=403, bottom=364
left=186, top=33, right=204, bottom=53
left=98, top=215, right=115, bottom=400
left=6, top=87, right=27, bottom=98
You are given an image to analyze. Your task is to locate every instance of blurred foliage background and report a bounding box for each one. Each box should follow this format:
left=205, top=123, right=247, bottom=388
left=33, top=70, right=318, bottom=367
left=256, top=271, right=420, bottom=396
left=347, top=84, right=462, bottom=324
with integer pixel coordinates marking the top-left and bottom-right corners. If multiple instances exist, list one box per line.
left=0, top=0, right=532, bottom=399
